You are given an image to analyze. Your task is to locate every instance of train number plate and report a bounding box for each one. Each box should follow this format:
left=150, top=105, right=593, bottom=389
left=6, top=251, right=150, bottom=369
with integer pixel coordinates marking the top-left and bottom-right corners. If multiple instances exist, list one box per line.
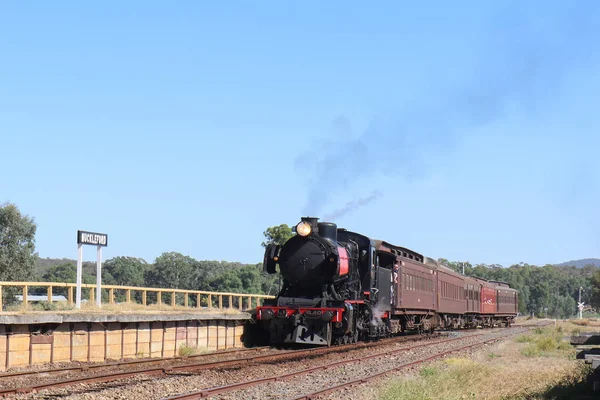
left=304, top=310, right=323, bottom=317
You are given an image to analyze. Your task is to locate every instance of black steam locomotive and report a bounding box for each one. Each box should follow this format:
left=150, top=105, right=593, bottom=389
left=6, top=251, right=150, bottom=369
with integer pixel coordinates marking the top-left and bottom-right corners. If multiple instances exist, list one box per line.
left=246, top=217, right=518, bottom=347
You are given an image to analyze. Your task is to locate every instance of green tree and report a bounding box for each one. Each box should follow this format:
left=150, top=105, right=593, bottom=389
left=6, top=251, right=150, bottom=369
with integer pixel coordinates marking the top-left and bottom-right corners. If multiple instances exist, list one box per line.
left=43, top=263, right=77, bottom=283
left=42, top=262, right=94, bottom=297
left=261, top=224, right=294, bottom=247
left=103, top=256, right=148, bottom=287
left=234, top=264, right=263, bottom=293
left=209, top=269, right=244, bottom=293
left=145, top=252, right=196, bottom=290
left=192, top=260, right=240, bottom=290
left=144, top=252, right=198, bottom=306
left=0, top=203, right=37, bottom=307
left=0, top=202, right=37, bottom=282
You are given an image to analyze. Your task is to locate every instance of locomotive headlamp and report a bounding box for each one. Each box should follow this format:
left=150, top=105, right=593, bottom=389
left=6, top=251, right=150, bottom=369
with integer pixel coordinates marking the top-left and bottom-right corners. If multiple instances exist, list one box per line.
left=296, top=221, right=312, bottom=236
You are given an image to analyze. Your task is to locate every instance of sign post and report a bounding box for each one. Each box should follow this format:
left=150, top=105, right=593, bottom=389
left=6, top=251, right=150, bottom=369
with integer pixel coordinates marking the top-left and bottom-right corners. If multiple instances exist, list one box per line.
left=76, top=230, right=108, bottom=309
left=578, top=286, right=584, bottom=320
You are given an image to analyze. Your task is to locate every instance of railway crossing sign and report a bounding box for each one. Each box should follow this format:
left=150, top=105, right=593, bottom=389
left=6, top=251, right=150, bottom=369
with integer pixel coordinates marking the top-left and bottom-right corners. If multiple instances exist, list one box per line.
left=76, top=230, right=108, bottom=309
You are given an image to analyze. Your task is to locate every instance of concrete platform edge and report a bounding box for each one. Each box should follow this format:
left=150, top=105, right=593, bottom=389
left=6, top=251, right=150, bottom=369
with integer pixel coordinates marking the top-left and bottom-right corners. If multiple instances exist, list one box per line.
left=0, top=312, right=251, bottom=325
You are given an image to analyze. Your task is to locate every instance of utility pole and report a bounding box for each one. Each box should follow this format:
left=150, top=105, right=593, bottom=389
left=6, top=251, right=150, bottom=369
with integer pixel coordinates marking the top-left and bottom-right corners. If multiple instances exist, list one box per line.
left=578, top=286, right=584, bottom=320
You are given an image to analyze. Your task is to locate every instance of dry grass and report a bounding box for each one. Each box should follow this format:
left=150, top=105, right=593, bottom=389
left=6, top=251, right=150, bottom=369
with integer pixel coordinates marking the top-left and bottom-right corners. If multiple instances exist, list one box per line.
left=378, top=326, right=591, bottom=400
left=515, top=317, right=600, bottom=334
left=177, top=342, right=218, bottom=357
left=567, top=318, right=600, bottom=328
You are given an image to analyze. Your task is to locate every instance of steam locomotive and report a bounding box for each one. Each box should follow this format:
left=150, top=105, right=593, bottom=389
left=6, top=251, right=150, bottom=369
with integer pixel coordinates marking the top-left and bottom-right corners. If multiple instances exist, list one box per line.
left=247, top=217, right=518, bottom=347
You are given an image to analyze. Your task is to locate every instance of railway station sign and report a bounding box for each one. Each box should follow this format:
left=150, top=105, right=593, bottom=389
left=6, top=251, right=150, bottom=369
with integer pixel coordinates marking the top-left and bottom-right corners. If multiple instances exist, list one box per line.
left=77, top=230, right=108, bottom=246
left=76, top=230, right=108, bottom=309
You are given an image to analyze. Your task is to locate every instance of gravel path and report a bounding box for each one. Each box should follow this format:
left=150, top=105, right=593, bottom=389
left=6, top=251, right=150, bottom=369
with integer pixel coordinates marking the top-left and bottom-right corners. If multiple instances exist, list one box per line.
left=2, top=327, right=528, bottom=400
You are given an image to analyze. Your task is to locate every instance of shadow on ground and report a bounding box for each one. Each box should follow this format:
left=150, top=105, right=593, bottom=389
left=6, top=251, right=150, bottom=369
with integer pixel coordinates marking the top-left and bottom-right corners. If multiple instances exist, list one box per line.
left=528, top=366, right=599, bottom=400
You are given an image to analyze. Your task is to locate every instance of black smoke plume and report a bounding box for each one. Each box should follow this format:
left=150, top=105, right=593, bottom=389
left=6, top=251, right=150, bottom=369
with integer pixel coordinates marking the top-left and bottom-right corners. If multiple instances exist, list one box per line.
left=323, top=190, right=382, bottom=221
left=295, top=4, right=599, bottom=217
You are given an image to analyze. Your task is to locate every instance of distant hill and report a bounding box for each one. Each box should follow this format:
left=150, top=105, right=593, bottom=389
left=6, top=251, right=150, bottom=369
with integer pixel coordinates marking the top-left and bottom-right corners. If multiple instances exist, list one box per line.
left=555, top=258, right=600, bottom=268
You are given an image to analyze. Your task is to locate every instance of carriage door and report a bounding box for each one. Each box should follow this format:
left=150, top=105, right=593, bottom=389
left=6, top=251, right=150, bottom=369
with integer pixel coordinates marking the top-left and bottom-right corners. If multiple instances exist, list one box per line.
left=468, top=284, right=474, bottom=312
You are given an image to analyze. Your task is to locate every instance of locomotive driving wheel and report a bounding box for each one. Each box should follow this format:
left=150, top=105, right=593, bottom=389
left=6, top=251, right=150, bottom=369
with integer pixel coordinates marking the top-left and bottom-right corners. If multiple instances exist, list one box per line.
left=326, top=322, right=333, bottom=347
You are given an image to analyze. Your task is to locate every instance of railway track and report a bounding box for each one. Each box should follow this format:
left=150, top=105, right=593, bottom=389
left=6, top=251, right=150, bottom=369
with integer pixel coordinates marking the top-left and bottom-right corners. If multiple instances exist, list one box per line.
left=0, top=346, right=270, bottom=382
left=0, top=330, right=448, bottom=397
left=0, top=346, right=270, bottom=396
left=162, top=324, right=544, bottom=400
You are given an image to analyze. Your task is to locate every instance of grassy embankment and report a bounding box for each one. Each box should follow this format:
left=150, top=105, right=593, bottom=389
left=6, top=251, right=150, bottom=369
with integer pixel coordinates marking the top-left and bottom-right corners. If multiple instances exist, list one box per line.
left=378, top=318, right=600, bottom=400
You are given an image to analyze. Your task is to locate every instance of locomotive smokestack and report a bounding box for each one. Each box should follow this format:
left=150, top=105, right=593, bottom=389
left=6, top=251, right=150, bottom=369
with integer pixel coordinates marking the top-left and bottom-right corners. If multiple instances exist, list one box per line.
left=301, top=216, right=319, bottom=225
left=317, top=222, right=337, bottom=242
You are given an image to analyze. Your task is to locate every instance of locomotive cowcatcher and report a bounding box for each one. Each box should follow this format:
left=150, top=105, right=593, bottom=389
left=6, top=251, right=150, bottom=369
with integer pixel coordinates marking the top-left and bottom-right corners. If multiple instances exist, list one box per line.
left=246, top=217, right=518, bottom=347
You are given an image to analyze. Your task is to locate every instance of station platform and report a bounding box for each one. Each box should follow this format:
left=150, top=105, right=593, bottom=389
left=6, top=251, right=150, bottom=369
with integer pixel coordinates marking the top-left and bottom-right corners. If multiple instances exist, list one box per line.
left=0, top=310, right=252, bottom=371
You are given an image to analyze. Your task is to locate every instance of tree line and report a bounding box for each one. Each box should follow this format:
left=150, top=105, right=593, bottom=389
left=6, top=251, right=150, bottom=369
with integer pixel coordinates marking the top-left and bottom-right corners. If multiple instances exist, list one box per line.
left=40, top=254, right=279, bottom=299
left=1, top=202, right=599, bottom=317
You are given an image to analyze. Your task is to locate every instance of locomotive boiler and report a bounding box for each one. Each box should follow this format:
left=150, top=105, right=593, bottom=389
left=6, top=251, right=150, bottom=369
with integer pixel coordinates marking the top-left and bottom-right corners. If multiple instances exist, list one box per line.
left=247, top=216, right=518, bottom=347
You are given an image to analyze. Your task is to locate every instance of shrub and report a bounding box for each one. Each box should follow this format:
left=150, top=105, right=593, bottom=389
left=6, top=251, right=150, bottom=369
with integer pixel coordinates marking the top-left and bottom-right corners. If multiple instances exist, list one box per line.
left=517, top=335, right=534, bottom=343
left=522, top=344, right=541, bottom=357
left=536, top=337, right=557, bottom=352
left=420, top=367, right=438, bottom=377
left=178, top=344, right=197, bottom=356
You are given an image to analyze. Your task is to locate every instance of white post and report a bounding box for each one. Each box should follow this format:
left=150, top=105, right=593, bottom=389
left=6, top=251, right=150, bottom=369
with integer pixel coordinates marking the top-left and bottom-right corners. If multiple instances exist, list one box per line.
left=76, top=244, right=83, bottom=309
left=578, top=286, right=583, bottom=320
left=96, top=245, right=102, bottom=307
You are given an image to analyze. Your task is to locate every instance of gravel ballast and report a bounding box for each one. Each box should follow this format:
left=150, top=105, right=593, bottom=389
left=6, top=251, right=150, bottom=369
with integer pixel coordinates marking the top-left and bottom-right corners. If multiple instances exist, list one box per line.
left=5, top=327, right=530, bottom=400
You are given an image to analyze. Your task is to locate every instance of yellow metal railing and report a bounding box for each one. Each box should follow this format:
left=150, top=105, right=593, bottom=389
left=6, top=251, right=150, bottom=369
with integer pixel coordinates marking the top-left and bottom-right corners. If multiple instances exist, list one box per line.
left=0, top=281, right=275, bottom=311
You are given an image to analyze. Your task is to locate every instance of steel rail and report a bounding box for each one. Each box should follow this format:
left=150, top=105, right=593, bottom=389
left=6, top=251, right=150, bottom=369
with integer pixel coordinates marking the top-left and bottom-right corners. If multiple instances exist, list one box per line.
left=0, top=346, right=270, bottom=381
left=161, top=324, right=547, bottom=400
left=0, top=331, right=443, bottom=396
left=292, top=328, right=533, bottom=400
left=0, top=325, right=531, bottom=397
left=160, top=332, right=496, bottom=399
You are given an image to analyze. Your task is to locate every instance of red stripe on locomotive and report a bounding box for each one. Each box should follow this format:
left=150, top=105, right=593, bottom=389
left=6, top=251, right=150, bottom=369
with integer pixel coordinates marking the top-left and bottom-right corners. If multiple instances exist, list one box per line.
left=256, top=306, right=345, bottom=322
left=338, top=246, right=349, bottom=276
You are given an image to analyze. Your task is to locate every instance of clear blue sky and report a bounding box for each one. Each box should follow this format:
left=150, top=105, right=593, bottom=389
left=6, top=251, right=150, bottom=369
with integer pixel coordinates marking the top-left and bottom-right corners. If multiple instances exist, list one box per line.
left=1, top=1, right=598, bottom=267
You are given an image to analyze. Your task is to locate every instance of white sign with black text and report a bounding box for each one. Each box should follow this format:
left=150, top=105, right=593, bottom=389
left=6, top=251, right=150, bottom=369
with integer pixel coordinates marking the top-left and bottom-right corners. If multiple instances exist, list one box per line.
left=76, top=230, right=108, bottom=309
